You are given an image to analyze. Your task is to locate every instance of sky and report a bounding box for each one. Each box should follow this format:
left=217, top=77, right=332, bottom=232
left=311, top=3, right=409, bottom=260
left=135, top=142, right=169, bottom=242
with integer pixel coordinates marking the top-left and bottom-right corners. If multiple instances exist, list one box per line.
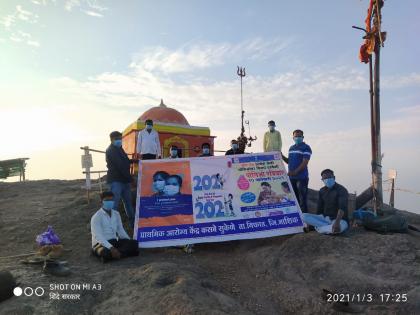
left=0, top=0, right=419, bottom=213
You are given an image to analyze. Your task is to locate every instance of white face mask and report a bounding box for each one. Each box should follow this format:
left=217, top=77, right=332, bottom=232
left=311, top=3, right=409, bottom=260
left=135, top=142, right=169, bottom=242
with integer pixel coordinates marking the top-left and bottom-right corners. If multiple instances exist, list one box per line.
left=164, top=185, right=180, bottom=196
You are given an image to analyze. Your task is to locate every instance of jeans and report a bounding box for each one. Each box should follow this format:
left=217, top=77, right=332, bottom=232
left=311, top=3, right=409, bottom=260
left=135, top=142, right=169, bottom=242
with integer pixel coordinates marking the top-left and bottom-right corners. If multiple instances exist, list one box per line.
left=110, top=181, right=135, bottom=226
left=290, top=178, right=309, bottom=213
left=302, top=213, right=348, bottom=234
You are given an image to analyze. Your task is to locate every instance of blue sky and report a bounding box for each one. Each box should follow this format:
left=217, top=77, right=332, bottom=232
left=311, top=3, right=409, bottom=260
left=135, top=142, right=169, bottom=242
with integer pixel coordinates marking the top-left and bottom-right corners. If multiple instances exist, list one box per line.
left=1, top=0, right=419, bottom=213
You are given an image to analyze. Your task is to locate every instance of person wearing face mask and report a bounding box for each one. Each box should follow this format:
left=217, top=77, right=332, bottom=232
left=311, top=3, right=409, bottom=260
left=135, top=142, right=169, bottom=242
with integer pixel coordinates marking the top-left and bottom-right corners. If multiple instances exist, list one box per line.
left=137, top=119, right=161, bottom=160
left=282, top=129, right=312, bottom=213
left=168, top=145, right=179, bottom=159
left=163, top=174, right=194, bottom=253
left=225, top=139, right=244, bottom=155
left=106, top=131, right=135, bottom=227
left=152, top=171, right=169, bottom=196
left=91, top=191, right=139, bottom=263
left=199, top=143, right=213, bottom=157
left=163, top=175, right=182, bottom=196
left=263, top=120, right=282, bottom=153
left=302, top=169, right=349, bottom=234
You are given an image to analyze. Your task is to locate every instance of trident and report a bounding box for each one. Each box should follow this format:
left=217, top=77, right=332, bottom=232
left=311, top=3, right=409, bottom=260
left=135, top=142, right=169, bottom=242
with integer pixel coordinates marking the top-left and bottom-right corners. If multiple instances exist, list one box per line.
left=237, top=66, right=246, bottom=137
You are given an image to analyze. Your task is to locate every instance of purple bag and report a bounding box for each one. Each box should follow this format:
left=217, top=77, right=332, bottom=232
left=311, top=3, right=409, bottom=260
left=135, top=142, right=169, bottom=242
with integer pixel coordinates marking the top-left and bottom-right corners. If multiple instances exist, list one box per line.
left=36, top=226, right=61, bottom=246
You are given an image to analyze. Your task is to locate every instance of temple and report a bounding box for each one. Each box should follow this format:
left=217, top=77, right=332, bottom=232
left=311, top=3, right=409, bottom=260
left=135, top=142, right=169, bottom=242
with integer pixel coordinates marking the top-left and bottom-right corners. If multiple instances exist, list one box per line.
left=122, top=99, right=215, bottom=162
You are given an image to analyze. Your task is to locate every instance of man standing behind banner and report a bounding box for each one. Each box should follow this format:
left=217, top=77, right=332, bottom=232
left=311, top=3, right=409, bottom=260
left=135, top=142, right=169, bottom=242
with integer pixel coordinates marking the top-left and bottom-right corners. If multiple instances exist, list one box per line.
left=225, top=139, right=244, bottom=155
left=106, top=131, right=135, bottom=226
left=137, top=119, right=161, bottom=160
left=168, top=145, right=179, bottom=159
left=263, top=120, right=282, bottom=153
left=282, top=129, right=312, bottom=213
left=199, top=143, right=213, bottom=157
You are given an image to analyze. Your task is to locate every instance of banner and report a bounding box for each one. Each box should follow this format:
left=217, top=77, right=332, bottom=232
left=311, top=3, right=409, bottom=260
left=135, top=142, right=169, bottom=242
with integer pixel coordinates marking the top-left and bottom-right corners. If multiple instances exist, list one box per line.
left=134, top=152, right=304, bottom=248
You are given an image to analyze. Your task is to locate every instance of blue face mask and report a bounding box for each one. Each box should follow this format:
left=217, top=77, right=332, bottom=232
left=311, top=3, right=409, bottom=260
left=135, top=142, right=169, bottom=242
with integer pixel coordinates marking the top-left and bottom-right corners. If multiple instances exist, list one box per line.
left=102, top=200, right=114, bottom=210
left=232, top=144, right=238, bottom=150
left=323, top=178, right=335, bottom=188
left=170, top=150, right=178, bottom=157
left=146, top=124, right=153, bottom=130
left=293, top=137, right=303, bottom=145
left=203, top=148, right=210, bottom=154
left=113, top=139, right=122, bottom=147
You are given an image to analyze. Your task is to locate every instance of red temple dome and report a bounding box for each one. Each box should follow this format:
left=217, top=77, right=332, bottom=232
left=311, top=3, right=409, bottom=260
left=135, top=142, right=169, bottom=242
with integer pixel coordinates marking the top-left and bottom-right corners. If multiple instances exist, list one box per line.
left=138, top=99, right=190, bottom=126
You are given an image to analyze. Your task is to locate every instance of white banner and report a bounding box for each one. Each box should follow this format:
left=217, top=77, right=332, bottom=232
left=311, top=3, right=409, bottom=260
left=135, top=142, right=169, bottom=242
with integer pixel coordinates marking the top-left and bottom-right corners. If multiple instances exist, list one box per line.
left=134, top=152, right=304, bottom=247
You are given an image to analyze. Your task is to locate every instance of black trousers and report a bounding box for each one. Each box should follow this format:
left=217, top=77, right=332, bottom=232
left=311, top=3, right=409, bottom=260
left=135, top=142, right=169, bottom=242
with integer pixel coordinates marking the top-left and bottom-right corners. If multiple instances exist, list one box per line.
left=290, top=178, right=309, bottom=213
left=93, top=239, right=139, bottom=262
left=141, top=154, right=156, bottom=160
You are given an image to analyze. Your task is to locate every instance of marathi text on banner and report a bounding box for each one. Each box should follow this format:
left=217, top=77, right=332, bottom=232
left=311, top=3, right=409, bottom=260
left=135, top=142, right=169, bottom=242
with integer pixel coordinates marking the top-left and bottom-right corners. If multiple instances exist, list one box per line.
left=134, top=152, right=304, bottom=248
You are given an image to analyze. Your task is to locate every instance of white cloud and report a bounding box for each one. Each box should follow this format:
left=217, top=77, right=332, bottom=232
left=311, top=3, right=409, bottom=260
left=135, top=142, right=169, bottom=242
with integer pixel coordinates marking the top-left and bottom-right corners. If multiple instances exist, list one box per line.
left=8, top=30, right=40, bottom=47
left=83, top=10, right=103, bottom=17
left=16, top=5, right=38, bottom=22
left=382, top=73, right=420, bottom=89
left=65, top=0, right=81, bottom=11
left=65, top=0, right=107, bottom=16
left=130, top=38, right=294, bottom=75
left=31, top=0, right=55, bottom=5
left=0, top=6, right=39, bottom=47
left=0, top=14, right=16, bottom=29
left=27, top=40, right=40, bottom=47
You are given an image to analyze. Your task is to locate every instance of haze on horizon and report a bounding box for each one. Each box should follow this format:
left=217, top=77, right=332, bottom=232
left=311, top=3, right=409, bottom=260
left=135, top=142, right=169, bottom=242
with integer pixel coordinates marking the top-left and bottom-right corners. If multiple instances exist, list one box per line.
left=0, top=0, right=419, bottom=214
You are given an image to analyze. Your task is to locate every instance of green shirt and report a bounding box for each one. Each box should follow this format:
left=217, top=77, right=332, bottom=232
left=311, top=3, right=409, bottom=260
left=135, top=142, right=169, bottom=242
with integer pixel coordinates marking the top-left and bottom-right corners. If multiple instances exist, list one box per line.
left=263, top=130, right=282, bottom=152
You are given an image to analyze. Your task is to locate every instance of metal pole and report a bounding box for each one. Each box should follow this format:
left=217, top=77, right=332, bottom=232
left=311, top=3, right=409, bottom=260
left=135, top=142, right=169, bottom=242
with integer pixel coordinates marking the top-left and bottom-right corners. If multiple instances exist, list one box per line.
left=372, top=9, right=383, bottom=213
left=389, top=178, right=395, bottom=208
left=84, top=146, right=92, bottom=204
left=237, top=66, right=246, bottom=136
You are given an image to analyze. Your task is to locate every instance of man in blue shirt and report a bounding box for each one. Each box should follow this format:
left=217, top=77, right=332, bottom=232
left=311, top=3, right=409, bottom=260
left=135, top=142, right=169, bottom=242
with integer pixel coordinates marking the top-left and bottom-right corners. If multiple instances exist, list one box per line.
left=282, top=129, right=312, bottom=213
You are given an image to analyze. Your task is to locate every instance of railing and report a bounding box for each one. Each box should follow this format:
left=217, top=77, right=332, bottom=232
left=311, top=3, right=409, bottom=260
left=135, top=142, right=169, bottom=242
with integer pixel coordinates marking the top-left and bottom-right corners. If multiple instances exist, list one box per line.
left=80, top=146, right=106, bottom=203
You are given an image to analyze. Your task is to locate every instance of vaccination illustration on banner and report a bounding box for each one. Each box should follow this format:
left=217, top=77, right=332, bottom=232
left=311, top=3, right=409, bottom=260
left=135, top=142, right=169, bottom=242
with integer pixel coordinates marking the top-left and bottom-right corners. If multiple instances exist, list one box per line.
left=134, top=152, right=304, bottom=247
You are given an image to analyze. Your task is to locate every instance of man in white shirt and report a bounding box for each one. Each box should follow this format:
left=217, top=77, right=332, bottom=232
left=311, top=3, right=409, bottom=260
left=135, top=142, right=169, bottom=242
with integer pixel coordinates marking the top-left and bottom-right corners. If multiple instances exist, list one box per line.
left=91, top=191, right=139, bottom=263
left=137, top=119, right=161, bottom=160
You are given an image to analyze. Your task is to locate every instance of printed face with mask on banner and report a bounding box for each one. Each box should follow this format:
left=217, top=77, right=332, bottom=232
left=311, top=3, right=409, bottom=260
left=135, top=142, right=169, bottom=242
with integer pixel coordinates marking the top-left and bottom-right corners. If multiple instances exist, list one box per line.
left=134, top=153, right=305, bottom=248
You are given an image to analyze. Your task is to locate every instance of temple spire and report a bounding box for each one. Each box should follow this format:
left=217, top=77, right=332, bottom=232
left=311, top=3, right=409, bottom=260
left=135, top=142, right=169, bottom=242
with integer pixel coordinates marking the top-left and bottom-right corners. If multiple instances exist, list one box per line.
left=159, top=99, right=167, bottom=108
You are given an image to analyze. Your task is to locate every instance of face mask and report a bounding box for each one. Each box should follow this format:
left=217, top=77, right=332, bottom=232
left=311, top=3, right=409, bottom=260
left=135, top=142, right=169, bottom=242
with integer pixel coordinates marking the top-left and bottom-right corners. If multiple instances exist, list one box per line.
left=146, top=124, right=152, bottom=130
left=170, top=150, right=177, bottom=157
left=113, top=139, right=122, bottom=147
left=164, top=185, right=180, bottom=196
left=102, top=200, right=114, bottom=210
left=232, top=144, right=238, bottom=150
left=293, top=137, right=303, bottom=145
left=153, top=180, right=166, bottom=192
left=203, top=148, right=210, bottom=154
left=323, top=178, right=335, bottom=188
left=269, top=126, right=275, bottom=131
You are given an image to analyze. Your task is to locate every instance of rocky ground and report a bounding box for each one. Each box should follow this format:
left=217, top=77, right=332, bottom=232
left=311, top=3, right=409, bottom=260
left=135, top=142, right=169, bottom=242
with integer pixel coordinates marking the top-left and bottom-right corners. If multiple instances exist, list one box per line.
left=0, top=179, right=419, bottom=315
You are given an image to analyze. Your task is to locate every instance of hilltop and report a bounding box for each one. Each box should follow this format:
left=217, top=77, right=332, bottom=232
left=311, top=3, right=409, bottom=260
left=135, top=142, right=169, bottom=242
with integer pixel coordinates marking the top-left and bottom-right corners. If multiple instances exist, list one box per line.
left=0, top=179, right=419, bottom=315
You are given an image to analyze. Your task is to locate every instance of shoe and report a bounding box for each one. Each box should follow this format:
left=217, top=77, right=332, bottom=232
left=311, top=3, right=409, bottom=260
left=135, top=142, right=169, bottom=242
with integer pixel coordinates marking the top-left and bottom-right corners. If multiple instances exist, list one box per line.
left=43, top=260, right=71, bottom=277
left=183, top=244, right=194, bottom=254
